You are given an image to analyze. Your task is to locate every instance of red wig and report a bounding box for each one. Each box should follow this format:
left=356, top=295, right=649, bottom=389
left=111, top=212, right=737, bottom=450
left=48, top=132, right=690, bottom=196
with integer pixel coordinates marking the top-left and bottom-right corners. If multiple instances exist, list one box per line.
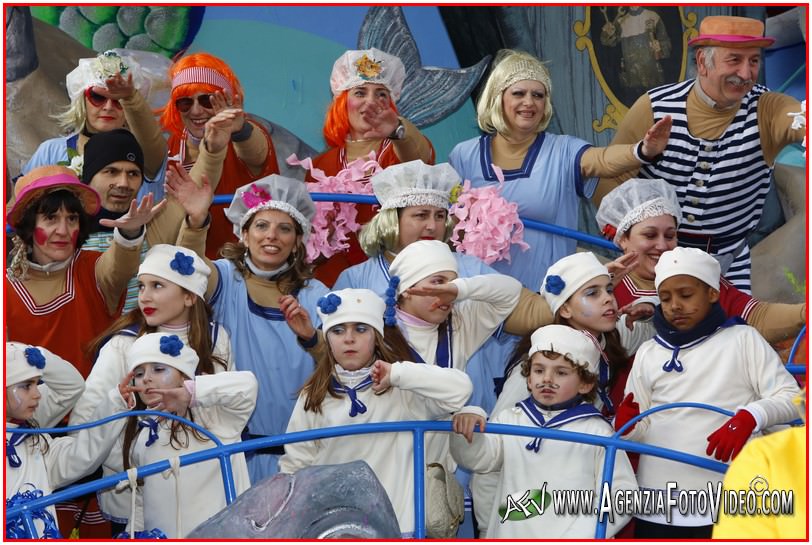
left=159, top=52, right=244, bottom=137
left=322, top=90, right=399, bottom=149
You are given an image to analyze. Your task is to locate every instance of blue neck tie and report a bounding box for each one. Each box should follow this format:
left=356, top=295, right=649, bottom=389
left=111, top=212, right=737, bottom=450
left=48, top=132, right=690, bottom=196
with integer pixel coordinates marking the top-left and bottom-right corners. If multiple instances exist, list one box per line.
left=330, top=375, right=374, bottom=417
left=138, top=418, right=160, bottom=447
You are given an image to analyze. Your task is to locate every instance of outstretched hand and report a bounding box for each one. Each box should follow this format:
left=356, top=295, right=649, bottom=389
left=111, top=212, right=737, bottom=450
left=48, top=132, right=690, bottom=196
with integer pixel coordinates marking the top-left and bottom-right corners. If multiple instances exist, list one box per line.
left=279, top=295, right=316, bottom=340
left=99, top=192, right=166, bottom=237
left=164, top=162, right=213, bottom=228
left=606, top=251, right=639, bottom=287
left=203, top=108, right=245, bottom=154
left=99, top=73, right=136, bottom=100
left=640, top=114, right=672, bottom=160
left=358, top=102, right=400, bottom=140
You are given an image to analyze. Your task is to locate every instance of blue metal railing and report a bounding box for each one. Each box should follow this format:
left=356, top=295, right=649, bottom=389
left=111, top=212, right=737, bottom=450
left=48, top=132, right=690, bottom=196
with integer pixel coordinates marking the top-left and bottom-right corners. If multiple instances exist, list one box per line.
left=9, top=401, right=796, bottom=539
left=211, top=191, right=621, bottom=252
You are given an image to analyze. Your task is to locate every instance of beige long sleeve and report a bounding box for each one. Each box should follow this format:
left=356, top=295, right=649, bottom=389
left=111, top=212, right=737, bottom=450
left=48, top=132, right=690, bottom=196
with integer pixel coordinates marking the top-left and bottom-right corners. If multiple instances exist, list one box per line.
left=502, top=287, right=554, bottom=336
left=747, top=302, right=806, bottom=345
left=120, top=90, right=167, bottom=178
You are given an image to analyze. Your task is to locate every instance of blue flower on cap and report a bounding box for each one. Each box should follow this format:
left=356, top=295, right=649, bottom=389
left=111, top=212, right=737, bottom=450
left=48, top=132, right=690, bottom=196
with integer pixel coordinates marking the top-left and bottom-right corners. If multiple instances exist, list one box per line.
left=545, top=275, right=565, bottom=296
left=159, top=335, right=184, bottom=357
left=24, top=347, right=46, bottom=369
left=170, top=252, right=195, bottom=276
left=317, top=293, right=342, bottom=314
left=383, top=276, right=400, bottom=327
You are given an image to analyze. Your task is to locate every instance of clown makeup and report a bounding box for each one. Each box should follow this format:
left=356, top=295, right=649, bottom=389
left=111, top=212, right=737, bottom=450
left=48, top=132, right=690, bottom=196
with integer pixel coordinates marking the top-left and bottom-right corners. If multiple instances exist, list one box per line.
left=398, top=271, right=457, bottom=324
left=526, top=352, right=592, bottom=407
left=558, top=275, right=618, bottom=337
left=31, top=206, right=81, bottom=265
left=6, top=379, right=42, bottom=422
left=326, top=322, right=377, bottom=372
left=132, top=363, right=186, bottom=407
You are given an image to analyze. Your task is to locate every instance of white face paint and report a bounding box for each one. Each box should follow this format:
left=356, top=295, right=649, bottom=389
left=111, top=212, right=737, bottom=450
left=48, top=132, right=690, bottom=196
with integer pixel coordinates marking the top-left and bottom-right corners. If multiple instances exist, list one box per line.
left=132, top=363, right=186, bottom=407
left=6, top=379, right=42, bottom=421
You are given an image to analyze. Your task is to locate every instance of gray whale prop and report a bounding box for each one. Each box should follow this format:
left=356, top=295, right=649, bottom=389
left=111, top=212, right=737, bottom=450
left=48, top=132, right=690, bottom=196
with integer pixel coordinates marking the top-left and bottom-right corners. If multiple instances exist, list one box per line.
left=187, top=460, right=401, bottom=539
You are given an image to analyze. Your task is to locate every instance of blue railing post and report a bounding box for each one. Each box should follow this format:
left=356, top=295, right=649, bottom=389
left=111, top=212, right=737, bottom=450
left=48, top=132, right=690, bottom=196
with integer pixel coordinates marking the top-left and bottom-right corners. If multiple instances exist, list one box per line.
left=412, top=429, right=426, bottom=539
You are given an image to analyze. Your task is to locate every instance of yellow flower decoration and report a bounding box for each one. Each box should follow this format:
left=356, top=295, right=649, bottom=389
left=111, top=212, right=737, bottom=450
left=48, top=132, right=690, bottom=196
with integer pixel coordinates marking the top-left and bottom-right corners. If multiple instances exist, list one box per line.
left=355, top=54, right=383, bottom=80
left=449, top=184, right=463, bottom=205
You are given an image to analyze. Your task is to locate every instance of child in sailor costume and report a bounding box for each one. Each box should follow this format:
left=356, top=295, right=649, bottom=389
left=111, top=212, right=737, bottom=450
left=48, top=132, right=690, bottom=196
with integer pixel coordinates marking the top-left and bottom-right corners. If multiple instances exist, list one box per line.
left=279, top=288, right=472, bottom=536
left=617, top=247, right=800, bottom=538
left=450, top=325, right=637, bottom=538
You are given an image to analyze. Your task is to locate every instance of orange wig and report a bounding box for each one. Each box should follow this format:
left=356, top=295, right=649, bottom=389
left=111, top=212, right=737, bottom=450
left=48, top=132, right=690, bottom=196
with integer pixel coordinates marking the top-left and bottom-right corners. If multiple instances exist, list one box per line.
left=159, top=52, right=244, bottom=136
left=322, top=90, right=399, bottom=149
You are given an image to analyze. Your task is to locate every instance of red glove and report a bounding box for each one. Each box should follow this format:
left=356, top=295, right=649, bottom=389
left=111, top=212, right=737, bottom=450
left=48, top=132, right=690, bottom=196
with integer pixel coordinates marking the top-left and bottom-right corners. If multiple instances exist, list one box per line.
left=706, top=410, right=757, bottom=462
left=614, top=393, right=640, bottom=434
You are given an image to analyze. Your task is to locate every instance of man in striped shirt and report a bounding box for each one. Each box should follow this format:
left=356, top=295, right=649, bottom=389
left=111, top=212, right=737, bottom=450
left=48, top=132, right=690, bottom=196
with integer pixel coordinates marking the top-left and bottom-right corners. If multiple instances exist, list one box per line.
left=594, top=15, right=805, bottom=293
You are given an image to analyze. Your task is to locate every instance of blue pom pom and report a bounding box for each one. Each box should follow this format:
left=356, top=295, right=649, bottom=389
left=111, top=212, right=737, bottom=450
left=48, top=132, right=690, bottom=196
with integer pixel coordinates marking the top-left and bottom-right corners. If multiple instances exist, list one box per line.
left=545, top=275, right=566, bottom=296
left=383, top=315, right=397, bottom=327
left=389, top=276, right=400, bottom=289
left=385, top=287, right=396, bottom=298
left=159, top=335, right=184, bottom=357
left=24, top=347, right=46, bottom=369
left=170, top=251, right=195, bottom=276
left=317, top=293, right=342, bottom=314
left=383, top=306, right=396, bottom=317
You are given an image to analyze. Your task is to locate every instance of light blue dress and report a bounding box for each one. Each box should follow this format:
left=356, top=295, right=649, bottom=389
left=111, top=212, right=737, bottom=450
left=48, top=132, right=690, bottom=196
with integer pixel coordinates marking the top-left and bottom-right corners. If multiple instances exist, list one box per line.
left=334, top=252, right=517, bottom=414
left=23, top=134, right=166, bottom=202
left=211, top=259, right=329, bottom=482
left=449, top=132, right=597, bottom=291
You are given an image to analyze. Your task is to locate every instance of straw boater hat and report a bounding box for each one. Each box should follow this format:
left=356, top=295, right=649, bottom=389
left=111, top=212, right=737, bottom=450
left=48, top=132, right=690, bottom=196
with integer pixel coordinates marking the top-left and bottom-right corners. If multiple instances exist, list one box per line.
left=688, top=16, right=775, bottom=49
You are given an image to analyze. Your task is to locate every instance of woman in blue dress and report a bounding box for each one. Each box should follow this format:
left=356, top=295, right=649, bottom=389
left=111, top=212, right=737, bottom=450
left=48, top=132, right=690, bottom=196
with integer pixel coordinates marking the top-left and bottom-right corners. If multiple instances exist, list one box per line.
left=171, top=169, right=328, bottom=483
left=449, top=49, right=672, bottom=290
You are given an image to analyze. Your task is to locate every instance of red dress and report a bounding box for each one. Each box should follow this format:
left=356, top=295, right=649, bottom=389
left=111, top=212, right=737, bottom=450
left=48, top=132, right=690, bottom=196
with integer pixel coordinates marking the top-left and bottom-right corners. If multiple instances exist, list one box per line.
left=5, top=251, right=122, bottom=378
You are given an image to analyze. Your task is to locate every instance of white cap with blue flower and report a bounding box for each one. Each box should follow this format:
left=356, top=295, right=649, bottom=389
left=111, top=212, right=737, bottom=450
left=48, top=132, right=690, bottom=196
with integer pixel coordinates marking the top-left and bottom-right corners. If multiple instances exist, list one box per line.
left=5, top=342, right=59, bottom=386
left=316, top=289, right=386, bottom=336
left=126, top=333, right=199, bottom=379
left=137, top=244, right=210, bottom=299
left=540, top=252, right=610, bottom=315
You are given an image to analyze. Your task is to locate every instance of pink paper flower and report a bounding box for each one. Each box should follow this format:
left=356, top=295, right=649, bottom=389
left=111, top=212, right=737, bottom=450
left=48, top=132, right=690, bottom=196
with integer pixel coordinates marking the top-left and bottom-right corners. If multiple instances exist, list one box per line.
left=287, top=152, right=381, bottom=262
left=448, top=165, right=529, bottom=265
left=241, top=183, right=272, bottom=209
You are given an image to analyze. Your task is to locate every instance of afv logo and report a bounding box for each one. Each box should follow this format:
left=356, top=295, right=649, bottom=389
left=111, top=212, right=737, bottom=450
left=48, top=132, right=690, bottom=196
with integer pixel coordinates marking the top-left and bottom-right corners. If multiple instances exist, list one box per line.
left=499, top=484, right=551, bottom=522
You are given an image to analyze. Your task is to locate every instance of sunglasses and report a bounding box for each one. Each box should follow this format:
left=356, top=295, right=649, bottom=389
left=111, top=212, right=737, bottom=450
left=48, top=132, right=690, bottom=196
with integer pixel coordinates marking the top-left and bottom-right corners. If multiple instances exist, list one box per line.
left=174, top=94, right=214, bottom=113
left=84, top=88, right=122, bottom=110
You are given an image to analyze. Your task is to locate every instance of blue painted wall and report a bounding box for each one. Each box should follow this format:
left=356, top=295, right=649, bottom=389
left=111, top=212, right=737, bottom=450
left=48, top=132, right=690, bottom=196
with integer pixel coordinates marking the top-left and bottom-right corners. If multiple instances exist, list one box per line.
left=188, top=6, right=479, bottom=162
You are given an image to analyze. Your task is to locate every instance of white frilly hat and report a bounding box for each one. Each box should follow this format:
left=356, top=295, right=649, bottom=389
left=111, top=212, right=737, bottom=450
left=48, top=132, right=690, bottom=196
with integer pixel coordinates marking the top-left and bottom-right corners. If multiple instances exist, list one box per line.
left=225, top=175, right=316, bottom=242
left=126, top=333, right=199, bottom=379
left=595, top=178, right=683, bottom=245
left=317, top=288, right=386, bottom=336
left=389, top=239, right=458, bottom=295
left=138, top=244, right=210, bottom=299
left=654, top=247, right=721, bottom=291
left=528, top=325, right=601, bottom=375
left=66, top=49, right=172, bottom=108
left=540, top=252, right=610, bottom=315
left=330, top=48, right=406, bottom=101
left=371, top=160, right=461, bottom=211
left=5, top=342, right=62, bottom=386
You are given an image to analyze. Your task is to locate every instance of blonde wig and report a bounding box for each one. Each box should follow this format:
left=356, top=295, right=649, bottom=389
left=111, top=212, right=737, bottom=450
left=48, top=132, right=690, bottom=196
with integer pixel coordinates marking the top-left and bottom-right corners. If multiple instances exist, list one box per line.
left=476, top=49, right=554, bottom=137
left=358, top=208, right=454, bottom=257
left=54, top=94, right=89, bottom=134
